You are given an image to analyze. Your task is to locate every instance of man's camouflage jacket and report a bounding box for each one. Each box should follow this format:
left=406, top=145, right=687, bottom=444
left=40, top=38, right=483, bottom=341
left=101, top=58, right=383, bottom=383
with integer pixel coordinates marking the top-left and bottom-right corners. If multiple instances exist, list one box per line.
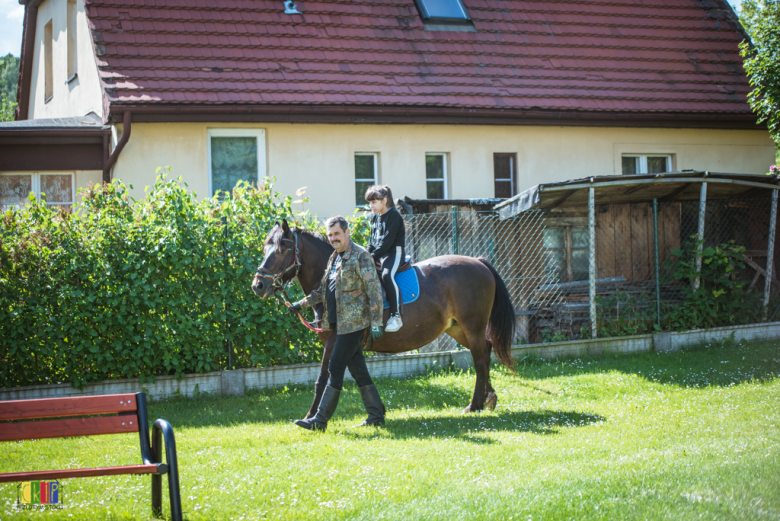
left=295, top=239, right=383, bottom=334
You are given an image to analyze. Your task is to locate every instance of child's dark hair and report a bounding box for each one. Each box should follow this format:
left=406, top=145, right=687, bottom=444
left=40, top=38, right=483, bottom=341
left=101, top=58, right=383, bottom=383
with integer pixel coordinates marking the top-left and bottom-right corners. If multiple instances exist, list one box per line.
left=364, top=185, right=396, bottom=209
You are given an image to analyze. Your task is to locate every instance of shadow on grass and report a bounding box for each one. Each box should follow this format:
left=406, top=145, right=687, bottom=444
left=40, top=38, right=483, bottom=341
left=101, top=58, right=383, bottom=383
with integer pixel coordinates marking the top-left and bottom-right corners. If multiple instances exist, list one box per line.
left=372, top=409, right=606, bottom=443
left=510, top=338, right=780, bottom=389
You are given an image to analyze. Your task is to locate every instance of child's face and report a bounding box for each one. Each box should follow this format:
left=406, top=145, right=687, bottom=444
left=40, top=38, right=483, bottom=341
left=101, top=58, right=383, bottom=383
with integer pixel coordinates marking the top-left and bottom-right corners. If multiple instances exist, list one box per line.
left=368, top=197, right=388, bottom=214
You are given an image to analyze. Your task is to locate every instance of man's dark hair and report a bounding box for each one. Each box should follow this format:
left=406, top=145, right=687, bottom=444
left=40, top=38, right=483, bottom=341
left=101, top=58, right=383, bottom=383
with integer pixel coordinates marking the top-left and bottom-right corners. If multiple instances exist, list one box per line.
left=324, top=216, right=349, bottom=231
left=364, top=185, right=396, bottom=209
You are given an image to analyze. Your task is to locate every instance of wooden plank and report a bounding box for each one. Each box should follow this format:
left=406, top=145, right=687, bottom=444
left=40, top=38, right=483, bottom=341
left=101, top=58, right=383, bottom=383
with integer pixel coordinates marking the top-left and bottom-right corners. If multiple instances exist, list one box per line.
left=543, top=217, right=588, bottom=227
left=743, top=255, right=780, bottom=290
left=0, top=394, right=138, bottom=421
left=659, top=203, right=681, bottom=276
left=630, top=203, right=652, bottom=281
left=0, top=416, right=139, bottom=442
left=596, top=205, right=616, bottom=278
left=0, top=465, right=160, bottom=483
left=614, top=204, right=632, bottom=281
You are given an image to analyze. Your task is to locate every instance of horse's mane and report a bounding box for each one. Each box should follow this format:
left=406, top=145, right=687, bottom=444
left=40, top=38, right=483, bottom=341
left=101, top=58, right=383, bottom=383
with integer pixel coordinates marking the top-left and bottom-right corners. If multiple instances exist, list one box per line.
left=264, top=226, right=325, bottom=249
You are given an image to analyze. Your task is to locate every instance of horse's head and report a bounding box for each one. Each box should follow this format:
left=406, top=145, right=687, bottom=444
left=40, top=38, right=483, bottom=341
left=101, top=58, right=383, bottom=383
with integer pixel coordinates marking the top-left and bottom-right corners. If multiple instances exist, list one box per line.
left=252, top=218, right=298, bottom=298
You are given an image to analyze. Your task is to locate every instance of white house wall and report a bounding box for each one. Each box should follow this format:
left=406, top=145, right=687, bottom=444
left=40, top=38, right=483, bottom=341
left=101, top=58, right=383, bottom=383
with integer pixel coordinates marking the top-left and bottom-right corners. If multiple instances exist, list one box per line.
left=28, top=0, right=103, bottom=119
left=111, top=122, right=775, bottom=218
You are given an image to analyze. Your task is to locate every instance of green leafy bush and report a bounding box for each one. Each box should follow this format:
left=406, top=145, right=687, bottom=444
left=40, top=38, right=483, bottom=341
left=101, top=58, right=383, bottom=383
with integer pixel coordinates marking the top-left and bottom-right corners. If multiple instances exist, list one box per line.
left=0, top=173, right=366, bottom=389
left=662, top=238, right=760, bottom=331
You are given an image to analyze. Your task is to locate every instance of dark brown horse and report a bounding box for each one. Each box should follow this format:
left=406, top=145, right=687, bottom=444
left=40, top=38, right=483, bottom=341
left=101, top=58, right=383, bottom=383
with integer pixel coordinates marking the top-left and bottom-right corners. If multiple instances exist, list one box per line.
left=251, top=219, right=516, bottom=417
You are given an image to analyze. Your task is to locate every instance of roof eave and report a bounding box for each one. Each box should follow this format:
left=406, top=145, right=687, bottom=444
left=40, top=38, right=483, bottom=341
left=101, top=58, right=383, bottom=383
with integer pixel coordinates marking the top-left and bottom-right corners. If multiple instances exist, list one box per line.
left=104, top=104, right=762, bottom=130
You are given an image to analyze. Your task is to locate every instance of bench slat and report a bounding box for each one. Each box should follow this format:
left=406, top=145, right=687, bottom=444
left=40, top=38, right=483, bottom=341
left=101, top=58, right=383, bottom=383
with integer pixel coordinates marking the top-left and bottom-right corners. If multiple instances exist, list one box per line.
left=0, top=464, right=160, bottom=483
left=0, top=394, right=138, bottom=421
left=0, top=415, right=140, bottom=442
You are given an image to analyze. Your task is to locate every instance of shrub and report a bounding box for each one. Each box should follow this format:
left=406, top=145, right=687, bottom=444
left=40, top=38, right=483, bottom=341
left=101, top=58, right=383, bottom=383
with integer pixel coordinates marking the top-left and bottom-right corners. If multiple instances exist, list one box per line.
left=662, top=238, right=760, bottom=331
left=0, top=173, right=367, bottom=389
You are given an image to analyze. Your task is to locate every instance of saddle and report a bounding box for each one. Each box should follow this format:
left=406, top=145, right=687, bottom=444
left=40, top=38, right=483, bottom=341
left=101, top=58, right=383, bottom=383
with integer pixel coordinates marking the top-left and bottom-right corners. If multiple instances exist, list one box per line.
left=375, top=255, right=414, bottom=316
left=374, top=255, right=413, bottom=275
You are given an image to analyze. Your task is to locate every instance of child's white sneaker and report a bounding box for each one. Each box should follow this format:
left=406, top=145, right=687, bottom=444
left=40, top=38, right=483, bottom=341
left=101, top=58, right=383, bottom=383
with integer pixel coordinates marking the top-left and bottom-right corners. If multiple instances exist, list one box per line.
left=385, top=313, right=403, bottom=332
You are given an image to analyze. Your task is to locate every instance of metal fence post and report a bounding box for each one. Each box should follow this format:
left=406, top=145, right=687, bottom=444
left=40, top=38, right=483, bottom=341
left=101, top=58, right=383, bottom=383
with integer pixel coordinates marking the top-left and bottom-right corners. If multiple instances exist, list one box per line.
left=764, top=189, right=778, bottom=320
left=694, top=181, right=707, bottom=291
left=451, top=206, right=459, bottom=255
left=222, top=214, right=232, bottom=370
left=589, top=186, right=597, bottom=339
left=653, top=199, right=661, bottom=327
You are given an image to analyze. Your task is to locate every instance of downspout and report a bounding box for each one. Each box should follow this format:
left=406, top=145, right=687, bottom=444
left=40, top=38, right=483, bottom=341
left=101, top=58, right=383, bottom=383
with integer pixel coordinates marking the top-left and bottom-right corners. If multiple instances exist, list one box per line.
left=16, top=1, right=41, bottom=120
left=103, top=111, right=131, bottom=184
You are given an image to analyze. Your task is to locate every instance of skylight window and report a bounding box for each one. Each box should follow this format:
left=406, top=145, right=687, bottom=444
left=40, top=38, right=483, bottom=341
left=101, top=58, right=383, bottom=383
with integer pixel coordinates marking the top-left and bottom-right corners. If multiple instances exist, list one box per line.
left=415, top=0, right=471, bottom=23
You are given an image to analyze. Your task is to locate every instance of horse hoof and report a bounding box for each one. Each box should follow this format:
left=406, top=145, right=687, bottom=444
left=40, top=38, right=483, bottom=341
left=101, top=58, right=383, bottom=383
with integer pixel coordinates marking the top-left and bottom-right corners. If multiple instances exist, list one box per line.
left=462, top=405, right=483, bottom=413
left=485, top=393, right=497, bottom=411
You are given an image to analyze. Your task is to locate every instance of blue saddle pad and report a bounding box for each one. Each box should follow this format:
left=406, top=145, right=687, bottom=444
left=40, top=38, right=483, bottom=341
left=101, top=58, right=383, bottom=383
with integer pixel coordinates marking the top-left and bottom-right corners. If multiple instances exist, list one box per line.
left=383, top=267, right=421, bottom=309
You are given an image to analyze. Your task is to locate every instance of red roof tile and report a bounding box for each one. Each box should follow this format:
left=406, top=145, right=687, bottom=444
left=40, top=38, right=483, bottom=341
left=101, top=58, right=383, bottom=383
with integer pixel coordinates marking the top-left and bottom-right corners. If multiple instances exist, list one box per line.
left=83, top=0, right=756, bottom=120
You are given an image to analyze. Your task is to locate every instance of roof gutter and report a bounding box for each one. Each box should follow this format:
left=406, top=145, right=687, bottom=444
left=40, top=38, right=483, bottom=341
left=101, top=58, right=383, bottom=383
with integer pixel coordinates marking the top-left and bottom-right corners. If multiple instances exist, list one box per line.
left=15, top=0, right=42, bottom=120
left=106, top=104, right=761, bottom=130
left=103, top=111, right=131, bottom=184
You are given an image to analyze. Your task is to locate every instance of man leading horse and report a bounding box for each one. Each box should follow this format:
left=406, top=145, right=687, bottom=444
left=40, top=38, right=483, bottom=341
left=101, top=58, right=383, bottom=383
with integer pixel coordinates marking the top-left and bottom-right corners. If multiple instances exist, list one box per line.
left=287, top=216, right=385, bottom=431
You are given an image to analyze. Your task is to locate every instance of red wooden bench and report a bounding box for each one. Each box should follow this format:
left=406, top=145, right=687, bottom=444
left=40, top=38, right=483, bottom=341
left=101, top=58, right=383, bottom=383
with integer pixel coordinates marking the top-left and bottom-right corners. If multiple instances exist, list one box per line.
left=0, top=392, right=182, bottom=521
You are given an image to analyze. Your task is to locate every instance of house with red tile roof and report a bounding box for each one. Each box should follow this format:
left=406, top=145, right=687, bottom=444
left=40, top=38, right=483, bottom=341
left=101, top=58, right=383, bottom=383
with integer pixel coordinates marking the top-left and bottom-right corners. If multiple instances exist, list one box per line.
left=1, top=0, right=775, bottom=216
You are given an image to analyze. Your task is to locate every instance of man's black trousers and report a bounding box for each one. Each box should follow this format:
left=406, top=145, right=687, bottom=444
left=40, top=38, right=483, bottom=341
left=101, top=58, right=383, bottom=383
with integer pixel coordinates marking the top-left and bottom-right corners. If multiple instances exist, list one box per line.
left=319, top=328, right=374, bottom=391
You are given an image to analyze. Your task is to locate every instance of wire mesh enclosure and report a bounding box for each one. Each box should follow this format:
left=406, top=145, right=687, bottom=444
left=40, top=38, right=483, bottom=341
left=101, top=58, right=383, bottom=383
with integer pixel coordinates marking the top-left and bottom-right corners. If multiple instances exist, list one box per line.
left=403, top=192, right=779, bottom=351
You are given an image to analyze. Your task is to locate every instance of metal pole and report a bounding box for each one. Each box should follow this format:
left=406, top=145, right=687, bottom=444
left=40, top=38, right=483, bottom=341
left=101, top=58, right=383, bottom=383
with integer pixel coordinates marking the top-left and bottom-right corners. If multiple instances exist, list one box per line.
left=589, top=186, right=597, bottom=339
left=222, top=214, right=232, bottom=370
left=451, top=205, right=459, bottom=255
left=653, top=199, right=661, bottom=327
left=764, top=189, right=778, bottom=320
left=694, top=181, right=707, bottom=291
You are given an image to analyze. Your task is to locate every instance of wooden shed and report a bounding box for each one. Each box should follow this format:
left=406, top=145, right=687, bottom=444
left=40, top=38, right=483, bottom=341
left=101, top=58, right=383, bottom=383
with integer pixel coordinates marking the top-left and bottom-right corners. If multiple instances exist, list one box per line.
left=494, top=171, right=780, bottom=341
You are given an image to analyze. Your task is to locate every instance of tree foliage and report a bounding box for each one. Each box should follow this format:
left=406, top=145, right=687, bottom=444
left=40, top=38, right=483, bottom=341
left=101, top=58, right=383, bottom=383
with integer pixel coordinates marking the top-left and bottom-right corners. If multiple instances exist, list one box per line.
left=739, top=0, right=780, bottom=146
left=0, top=54, right=19, bottom=122
left=0, top=173, right=370, bottom=389
left=0, top=54, right=19, bottom=102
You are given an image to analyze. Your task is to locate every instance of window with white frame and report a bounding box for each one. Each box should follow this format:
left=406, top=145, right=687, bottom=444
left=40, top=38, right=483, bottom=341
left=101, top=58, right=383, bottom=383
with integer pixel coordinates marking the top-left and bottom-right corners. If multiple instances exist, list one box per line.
left=354, top=153, right=378, bottom=207
left=0, top=173, right=75, bottom=212
left=207, top=128, right=266, bottom=197
left=622, top=154, right=672, bottom=175
left=425, top=153, right=447, bottom=199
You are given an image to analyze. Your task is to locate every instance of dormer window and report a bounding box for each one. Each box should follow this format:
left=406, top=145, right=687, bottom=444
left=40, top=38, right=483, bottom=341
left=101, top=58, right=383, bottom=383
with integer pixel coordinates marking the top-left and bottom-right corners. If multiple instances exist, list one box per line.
left=414, top=0, right=471, bottom=24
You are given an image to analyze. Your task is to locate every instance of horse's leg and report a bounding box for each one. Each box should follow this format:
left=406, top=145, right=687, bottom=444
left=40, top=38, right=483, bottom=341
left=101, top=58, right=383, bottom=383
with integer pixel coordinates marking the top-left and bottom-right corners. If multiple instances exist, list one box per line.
left=445, top=323, right=497, bottom=410
left=461, top=322, right=490, bottom=413
left=484, top=340, right=497, bottom=410
left=305, top=332, right=336, bottom=419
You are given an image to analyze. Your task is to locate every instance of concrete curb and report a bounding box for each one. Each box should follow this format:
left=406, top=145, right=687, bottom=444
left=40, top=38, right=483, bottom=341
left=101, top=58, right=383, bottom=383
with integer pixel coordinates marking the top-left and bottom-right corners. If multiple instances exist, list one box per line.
left=2, top=321, right=778, bottom=401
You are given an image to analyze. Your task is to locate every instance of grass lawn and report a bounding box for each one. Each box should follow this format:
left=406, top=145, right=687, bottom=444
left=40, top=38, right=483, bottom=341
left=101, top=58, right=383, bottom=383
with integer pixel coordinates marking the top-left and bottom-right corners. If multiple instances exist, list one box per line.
left=2, top=337, right=780, bottom=520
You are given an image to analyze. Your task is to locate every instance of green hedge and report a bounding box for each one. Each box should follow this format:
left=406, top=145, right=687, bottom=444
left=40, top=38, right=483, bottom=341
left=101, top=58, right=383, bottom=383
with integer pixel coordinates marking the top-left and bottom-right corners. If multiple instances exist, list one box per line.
left=0, top=173, right=367, bottom=389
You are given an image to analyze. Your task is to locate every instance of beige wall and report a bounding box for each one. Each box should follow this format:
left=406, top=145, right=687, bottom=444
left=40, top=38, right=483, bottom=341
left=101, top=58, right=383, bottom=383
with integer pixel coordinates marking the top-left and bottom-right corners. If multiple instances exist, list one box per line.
left=111, top=122, right=776, bottom=219
left=28, top=0, right=103, bottom=119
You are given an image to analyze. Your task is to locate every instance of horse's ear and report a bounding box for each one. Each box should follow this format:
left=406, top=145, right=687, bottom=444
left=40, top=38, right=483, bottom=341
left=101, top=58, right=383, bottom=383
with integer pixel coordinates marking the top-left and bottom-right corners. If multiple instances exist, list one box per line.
left=281, top=218, right=291, bottom=235
left=273, top=221, right=280, bottom=228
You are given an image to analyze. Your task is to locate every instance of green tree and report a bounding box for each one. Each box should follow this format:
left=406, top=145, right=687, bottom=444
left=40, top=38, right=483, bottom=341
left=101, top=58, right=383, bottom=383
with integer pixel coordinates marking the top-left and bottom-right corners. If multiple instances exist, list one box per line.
left=739, top=0, right=780, bottom=146
left=0, top=54, right=19, bottom=102
left=0, top=94, right=15, bottom=122
left=0, top=54, right=19, bottom=122
left=738, top=0, right=762, bottom=37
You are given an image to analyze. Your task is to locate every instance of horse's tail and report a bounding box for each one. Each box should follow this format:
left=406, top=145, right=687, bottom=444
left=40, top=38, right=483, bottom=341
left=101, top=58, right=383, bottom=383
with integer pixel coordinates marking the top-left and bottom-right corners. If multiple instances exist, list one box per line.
left=478, top=257, right=516, bottom=369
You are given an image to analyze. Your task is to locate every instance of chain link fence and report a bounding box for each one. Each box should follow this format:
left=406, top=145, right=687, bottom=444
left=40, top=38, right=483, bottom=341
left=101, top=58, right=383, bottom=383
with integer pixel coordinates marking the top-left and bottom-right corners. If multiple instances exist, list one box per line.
left=403, top=194, right=778, bottom=351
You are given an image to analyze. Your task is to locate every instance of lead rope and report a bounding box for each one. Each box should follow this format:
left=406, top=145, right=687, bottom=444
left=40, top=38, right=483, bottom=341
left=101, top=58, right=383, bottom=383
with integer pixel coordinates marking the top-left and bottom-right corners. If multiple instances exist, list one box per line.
left=274, top=285, right=324, bottom=333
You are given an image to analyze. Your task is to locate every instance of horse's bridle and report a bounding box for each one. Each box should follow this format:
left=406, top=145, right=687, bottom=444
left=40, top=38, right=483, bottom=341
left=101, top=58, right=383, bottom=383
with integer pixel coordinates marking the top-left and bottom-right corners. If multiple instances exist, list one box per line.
left=255, top=232, right=301, bottom=292
left=255, top=231, right=323, bottom=333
